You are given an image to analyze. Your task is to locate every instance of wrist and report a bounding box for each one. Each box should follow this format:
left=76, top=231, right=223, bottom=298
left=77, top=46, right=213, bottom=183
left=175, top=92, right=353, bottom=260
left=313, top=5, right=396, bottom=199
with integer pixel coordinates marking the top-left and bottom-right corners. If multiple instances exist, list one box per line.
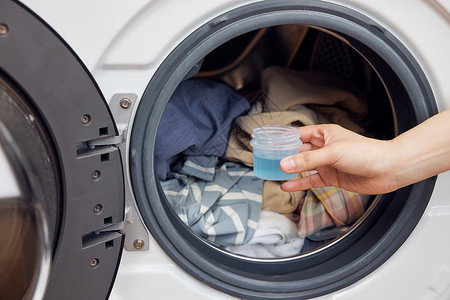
left=376, top=139, right=404, bottom=192
left=386, top=137, right=411, bottom=191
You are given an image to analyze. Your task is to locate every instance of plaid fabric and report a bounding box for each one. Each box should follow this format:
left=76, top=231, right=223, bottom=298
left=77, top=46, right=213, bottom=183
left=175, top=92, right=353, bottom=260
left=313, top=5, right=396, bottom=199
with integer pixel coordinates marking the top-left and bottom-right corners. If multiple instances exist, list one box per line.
left=298, top=186, right=369, bottom=238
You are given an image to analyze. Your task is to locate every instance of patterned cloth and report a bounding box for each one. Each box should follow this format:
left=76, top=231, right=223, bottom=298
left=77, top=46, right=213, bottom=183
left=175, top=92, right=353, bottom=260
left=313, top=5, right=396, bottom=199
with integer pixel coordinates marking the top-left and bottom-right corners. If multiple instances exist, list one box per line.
left=161, top=155, right=263, bottom=246
left=298, top=184, right=370, bottom=238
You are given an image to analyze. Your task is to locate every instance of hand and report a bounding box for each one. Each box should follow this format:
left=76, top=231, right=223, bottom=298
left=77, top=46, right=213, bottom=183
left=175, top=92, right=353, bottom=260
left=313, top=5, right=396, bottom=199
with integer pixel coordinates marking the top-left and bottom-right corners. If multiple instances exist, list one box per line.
left=279, top=124, right=398, bottom=194
left=279, top=109, right=450, bottom=195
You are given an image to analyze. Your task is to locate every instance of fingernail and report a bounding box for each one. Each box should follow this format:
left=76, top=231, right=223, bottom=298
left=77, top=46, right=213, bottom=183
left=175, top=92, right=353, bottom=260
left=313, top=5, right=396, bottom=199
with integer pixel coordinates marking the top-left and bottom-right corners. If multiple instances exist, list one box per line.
left=280, top=157, right=296, bottom=172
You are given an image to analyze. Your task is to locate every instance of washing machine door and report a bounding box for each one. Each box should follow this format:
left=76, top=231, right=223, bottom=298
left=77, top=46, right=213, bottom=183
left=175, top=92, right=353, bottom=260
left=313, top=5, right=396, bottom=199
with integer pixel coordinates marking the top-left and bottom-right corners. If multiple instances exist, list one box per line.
left=0, top=1, right=125, bottom=299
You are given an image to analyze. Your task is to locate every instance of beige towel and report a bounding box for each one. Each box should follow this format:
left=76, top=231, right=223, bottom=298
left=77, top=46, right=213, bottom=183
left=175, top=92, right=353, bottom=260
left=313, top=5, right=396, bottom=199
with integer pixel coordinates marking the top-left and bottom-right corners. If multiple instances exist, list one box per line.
left=225, top=104, right=319, bottom=166
left=225, top=66, right=367, bottom=166
left=262, top=179, right=305, bottom=214
left=261, top=66, right=368, bottom=120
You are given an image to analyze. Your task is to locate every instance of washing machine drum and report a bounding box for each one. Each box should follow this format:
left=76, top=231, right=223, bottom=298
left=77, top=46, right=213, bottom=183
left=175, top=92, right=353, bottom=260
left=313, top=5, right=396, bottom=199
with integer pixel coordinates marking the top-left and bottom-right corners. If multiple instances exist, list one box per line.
left=130, top=1, right=437, bottom=299
left=0, top=2, right=125, bottom=299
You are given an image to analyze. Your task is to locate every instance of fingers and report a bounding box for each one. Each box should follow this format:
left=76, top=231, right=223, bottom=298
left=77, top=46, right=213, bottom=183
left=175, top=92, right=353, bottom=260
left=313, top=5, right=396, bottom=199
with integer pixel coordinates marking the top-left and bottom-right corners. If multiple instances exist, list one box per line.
left=297, top=125, right=321, bottom=142
left=281, top=126, right=330, bottom=173
left=280, top=148, right=334, bottom=174
left=280, top=173, right=327, bottom=191
left=298, top=125, right=326, bottom=148
left=298, top=142, right=314, bottom=152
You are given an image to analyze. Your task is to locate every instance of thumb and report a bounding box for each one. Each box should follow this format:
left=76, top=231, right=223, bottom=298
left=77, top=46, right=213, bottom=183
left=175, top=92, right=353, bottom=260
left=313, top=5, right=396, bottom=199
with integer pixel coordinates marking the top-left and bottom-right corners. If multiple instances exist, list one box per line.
left=280, top=148, right=333, bottom=173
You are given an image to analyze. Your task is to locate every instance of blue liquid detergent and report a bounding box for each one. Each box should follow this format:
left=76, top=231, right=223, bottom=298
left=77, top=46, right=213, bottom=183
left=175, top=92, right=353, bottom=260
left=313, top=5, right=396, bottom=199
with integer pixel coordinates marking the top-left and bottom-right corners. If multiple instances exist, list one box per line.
left=253, top=154, right=296, bottom=181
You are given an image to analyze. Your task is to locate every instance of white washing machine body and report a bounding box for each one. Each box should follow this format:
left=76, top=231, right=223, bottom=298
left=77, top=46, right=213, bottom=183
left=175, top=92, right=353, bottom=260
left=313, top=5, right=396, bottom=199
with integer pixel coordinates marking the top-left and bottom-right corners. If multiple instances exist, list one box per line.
left=2, top=0, right=450, bottom=299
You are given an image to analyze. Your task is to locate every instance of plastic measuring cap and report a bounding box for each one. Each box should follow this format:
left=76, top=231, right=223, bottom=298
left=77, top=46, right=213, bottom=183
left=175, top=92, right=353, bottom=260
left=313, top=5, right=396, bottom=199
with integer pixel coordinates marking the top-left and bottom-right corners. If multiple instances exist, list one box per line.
left=250, top=125, right=302, bottom=180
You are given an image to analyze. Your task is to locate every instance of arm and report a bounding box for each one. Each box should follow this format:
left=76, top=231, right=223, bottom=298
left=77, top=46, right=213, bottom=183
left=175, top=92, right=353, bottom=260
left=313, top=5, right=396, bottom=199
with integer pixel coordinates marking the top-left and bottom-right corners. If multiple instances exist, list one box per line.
left=280, top=109, right=450, bottom=194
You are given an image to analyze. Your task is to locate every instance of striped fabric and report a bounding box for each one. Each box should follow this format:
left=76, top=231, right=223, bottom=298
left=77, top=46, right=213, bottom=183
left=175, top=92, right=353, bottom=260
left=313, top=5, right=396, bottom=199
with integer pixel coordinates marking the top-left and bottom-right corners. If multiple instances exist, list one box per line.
left=298, top=185, right=370, bottom=238
left=161, top=155, right=263, bottom=246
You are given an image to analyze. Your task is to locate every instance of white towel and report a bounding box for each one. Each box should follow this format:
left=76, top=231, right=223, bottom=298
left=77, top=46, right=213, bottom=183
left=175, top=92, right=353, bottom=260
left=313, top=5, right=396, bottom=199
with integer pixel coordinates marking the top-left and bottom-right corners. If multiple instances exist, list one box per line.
left=225, top=210, right=304, bottom=258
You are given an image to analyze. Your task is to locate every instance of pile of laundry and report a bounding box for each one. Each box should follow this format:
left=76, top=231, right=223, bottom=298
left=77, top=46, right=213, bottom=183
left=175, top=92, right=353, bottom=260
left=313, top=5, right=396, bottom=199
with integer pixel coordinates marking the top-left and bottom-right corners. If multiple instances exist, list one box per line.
left=154, top=66, right=370, bottom=258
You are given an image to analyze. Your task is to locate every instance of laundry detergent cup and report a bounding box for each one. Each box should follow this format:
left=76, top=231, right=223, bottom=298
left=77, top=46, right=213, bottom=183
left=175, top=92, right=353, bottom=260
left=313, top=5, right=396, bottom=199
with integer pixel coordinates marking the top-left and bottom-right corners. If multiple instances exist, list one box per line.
left=250, top=125, right=302, bottom=181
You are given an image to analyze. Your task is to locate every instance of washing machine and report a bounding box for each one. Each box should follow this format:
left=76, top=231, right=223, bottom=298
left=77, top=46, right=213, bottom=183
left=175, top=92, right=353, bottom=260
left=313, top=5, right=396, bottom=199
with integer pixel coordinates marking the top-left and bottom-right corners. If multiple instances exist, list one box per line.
left=1, top=0, right=450, bottom=299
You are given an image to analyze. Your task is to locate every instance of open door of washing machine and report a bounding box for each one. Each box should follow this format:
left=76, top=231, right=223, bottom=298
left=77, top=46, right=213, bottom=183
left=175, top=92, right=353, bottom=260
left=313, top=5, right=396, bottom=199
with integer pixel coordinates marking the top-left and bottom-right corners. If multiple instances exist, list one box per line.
left=0, top=1, right=125, bottom=299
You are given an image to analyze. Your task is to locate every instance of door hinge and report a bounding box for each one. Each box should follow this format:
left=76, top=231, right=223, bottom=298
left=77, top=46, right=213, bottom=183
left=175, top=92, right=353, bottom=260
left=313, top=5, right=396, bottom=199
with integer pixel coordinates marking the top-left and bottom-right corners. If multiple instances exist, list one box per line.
left=89, top=93, right=150, bottom=251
